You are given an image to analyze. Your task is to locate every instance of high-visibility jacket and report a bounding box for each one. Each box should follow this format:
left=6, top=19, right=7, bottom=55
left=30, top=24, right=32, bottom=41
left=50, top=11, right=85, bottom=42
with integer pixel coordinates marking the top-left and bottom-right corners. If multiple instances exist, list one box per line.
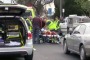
left=53, top=20, right=60, bottom=30
left=46, top=20, right=60, bottom=31
left=46, top=20, right=55, bottom=30
left=26, top=18, right=32, bottom=31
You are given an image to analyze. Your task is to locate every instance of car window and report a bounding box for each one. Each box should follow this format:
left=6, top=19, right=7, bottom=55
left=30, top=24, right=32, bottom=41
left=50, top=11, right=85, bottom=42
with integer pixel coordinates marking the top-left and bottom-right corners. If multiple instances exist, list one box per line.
left=73, top=25, right=86, bottom=34
left=73, top=25, right=81, bottom=32
left=85, top=26, right=90, bottom=34
left=78, top=25, right=86, bottom=34
left=72, top=25, right=81, bottom=34
left=22, top=11, right=32, bottom=19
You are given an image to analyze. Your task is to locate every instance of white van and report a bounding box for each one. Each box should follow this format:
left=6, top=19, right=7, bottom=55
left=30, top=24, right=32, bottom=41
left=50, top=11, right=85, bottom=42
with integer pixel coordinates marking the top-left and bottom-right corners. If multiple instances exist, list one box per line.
left=60, top=15, right=90, bottom=34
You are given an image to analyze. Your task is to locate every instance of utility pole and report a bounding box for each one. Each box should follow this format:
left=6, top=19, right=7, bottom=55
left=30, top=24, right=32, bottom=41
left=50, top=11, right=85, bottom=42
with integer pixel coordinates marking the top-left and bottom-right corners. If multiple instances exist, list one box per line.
left=60, top=0, right=62, bottom=19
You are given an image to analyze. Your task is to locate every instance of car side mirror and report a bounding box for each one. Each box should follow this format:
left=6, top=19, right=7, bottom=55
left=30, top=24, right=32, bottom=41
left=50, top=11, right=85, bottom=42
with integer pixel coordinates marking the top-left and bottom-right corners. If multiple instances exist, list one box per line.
left=70, top=31, right=72, bottom=35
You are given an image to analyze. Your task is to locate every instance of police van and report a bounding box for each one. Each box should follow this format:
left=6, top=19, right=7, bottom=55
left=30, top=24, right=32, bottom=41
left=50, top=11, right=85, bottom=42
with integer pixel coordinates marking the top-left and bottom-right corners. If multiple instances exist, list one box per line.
left=22, top=7, right=36, bottom=19
left=0, top=4, right=33, bottom=60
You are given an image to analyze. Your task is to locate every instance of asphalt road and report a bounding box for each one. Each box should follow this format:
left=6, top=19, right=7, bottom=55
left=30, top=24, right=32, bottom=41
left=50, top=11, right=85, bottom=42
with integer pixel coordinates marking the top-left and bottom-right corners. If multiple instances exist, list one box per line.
left=0, top=43, right=80, bottom=60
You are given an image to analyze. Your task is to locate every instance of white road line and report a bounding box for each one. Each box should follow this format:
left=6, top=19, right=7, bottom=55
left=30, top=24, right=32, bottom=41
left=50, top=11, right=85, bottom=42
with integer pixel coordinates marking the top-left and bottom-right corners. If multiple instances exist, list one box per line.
left=33, top=48, right=36, bottom=51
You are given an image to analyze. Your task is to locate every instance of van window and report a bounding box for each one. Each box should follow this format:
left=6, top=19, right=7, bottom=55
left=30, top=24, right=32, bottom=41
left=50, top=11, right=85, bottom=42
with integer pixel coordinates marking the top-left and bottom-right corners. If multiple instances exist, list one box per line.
left=69, top=18, right=73, bottom=24
left=22, top=11, right=32, bottom=19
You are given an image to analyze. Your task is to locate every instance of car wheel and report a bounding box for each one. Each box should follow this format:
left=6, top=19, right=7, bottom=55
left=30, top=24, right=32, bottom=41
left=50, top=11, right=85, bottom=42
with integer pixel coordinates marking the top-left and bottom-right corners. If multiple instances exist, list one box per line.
left=24, top=52, right=33, bottom=60
left=63, top=40, right=70, bottom=54
left=80, top=46, right=87, bottom=60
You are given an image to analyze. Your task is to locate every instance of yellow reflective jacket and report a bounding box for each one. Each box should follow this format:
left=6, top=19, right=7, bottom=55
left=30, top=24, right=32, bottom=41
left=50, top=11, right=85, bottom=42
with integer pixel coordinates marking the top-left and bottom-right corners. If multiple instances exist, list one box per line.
left=53, top=20, right=60, bottom=30
left=26, top=18, right=32, bottom=31
left=46, top=20, right=55, bottom=30
left=46, top=19, right=60, bottom=30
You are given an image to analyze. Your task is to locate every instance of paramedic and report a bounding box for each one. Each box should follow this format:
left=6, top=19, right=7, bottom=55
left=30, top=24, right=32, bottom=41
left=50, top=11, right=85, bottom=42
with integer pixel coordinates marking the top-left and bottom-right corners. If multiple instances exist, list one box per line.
left=53, top=17, right=60, bottom=34
left=53, top=17, right=61, bottom=43
left=47, top=17, right=61, bottom=43
left=46, top=17, right=60, bottom=32
left=46, top=19, right=53, bottom=30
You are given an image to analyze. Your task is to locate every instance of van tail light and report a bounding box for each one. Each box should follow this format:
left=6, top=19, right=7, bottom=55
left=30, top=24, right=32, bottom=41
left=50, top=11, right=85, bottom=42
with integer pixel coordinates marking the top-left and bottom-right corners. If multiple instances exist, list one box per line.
left=28, top=33, right=32, bottom=40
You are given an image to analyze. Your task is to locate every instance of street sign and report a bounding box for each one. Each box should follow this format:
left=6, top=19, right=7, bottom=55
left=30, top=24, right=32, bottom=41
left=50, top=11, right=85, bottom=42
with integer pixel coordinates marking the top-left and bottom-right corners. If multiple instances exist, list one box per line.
left=62, top=9, right=65, bottom=13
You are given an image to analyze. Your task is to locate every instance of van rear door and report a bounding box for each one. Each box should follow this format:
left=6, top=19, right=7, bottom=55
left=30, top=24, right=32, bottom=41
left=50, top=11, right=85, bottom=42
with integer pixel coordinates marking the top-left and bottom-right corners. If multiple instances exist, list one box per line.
left=0, top=4, right=26, bottom=16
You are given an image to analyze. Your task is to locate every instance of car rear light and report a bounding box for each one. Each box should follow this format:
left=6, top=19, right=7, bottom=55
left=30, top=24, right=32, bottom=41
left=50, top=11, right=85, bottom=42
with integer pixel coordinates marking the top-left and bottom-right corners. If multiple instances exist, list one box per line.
left=28, top=33, right=32, bottom=40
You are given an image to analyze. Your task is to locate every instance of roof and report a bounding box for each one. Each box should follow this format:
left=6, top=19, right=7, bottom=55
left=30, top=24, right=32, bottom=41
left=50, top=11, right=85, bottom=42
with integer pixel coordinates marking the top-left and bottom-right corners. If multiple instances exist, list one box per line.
left=0, top=4, right=27, bottom=9
left=0, top=4, right=27, bottom=16
left=80, top=23, right=90, bottom=26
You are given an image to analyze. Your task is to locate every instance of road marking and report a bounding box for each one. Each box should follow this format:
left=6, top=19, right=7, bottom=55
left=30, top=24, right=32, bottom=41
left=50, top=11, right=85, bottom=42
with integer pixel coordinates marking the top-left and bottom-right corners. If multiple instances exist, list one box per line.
left=33, top=48, right=36, bottom=51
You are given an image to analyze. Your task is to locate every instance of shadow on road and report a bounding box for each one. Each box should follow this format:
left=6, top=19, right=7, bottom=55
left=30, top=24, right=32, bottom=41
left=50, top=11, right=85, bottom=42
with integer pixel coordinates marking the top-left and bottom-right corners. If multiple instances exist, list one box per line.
left=69, top=53, right=90, bottom=60
left=0, top=56, right=21, bottom=60
left=70, top=53, right=80, bottom=58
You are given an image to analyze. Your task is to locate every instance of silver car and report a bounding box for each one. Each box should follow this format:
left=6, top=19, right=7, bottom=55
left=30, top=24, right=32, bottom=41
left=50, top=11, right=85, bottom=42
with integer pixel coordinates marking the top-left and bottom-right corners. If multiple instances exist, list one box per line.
left=63, top=23, right=90, bottom=60
left=0, top=4, right=33, bottom=60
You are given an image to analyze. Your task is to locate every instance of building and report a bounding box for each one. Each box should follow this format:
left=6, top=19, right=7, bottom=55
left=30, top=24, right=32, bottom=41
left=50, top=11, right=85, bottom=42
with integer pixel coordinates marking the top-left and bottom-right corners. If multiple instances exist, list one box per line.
left=43, top=0, right=55, bottom=17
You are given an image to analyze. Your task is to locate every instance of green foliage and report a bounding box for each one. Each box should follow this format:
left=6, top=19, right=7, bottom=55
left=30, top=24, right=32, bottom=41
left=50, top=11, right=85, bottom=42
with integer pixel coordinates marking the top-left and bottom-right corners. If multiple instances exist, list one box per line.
left=81, top=1, right=90, bottom=15
left=74, top=0, right=90, bottom=16
left=64, top=0, right=90, bottom=16
left=54, top=0, right=87, bottom=17
left=64, top=0, right=86, bottom=16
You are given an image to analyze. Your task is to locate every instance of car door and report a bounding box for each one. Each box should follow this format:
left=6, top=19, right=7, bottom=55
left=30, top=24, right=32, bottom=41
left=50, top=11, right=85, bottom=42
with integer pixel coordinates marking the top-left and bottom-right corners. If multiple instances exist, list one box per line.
left=67, top=25, right=81, bottom=50
left=73, top=25, right=86, bottom=52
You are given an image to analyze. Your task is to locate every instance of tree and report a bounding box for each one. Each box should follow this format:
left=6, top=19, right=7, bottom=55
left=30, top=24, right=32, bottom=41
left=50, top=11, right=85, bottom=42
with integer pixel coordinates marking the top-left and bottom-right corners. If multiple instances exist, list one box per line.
left=17, top=0, right=53, bottom=15
left=75, top=0, right=89, bottom=15
left=64, top=0, right=86, bottom=16
left=54, top=0, right=83, bottom=17
left=80, top=0, right=90, bottom=16
left=54, top=0, right=90, bottom=17
left=54, top=0, right=60, bottom=18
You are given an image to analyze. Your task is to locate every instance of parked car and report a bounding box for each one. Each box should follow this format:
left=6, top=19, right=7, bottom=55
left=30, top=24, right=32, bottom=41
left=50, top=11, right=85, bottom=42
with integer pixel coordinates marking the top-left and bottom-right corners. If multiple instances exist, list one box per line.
left=63, top=23, right=90, bottom=60
left=0, top=4, right=33, bottom=60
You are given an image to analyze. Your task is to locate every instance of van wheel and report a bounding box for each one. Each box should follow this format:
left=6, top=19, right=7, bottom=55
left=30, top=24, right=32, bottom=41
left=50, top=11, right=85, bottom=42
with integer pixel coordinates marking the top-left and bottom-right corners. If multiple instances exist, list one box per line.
left=24, top=52, right=33, bottom=60
left=80, top=46, right=87, bottom=60
left=63, top=41, right=70, bottom=54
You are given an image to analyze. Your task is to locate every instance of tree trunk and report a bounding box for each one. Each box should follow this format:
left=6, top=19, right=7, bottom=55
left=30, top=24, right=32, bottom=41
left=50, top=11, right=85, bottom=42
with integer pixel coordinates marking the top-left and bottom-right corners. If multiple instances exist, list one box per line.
left=54, top=0, right=60, bottom=18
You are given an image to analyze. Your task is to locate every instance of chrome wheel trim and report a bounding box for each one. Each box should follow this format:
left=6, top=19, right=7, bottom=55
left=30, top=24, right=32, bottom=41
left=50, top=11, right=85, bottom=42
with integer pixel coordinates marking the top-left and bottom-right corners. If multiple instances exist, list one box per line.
left=80, top=48, right=85, bottom=60
left=64, top=42, right=67, bottom=53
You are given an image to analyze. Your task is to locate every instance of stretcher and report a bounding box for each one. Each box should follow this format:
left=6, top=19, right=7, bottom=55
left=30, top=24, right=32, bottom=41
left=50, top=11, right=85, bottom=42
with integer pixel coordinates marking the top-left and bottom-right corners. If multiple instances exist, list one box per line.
left=41, top=29, right=61, bottom=43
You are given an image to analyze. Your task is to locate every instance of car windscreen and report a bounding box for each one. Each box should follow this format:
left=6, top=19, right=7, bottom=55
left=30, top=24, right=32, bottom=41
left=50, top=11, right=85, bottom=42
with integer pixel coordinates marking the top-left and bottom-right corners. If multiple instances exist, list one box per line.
left=79, top=18, right=90, bottom=23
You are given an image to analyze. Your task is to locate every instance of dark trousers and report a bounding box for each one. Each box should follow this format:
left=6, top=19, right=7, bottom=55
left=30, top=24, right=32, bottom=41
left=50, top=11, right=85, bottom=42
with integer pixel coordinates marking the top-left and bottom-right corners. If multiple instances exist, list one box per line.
left=33, top=27, right=40, bottom=43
